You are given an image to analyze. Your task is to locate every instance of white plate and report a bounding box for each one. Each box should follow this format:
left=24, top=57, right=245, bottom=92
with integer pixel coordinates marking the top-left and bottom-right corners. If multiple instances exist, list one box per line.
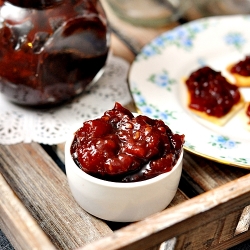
left=129, top=15, right=250, bottom=169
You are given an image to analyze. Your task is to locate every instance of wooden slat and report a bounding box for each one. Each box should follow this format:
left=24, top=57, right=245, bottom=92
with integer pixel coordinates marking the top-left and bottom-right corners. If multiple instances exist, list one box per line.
left=184, top=152, right=250, bottom=227
left=77, top=173, right=250, bottom=250
left=212, top=230, right=250, bottom=250
left=180, top=152, right=250, bottom=248
left=0, top=173, right=56, bottom=250
left=175, top=219, right=223, bottom=249
left=0, top=143, right=112, bottom=249
left=183, top=152, right=250, bottom=192
left=175, top=209, right=244, bottom=249
left=176, top=225, right=250, bottom=250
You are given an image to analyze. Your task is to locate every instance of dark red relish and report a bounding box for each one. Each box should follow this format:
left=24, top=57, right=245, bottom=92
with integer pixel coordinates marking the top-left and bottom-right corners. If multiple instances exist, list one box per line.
left=70, top=102, right=185, bottom=182
left=0, top=0, right=109, bottom=106
left=185, top=66, right=241, bottom=118
left=230, top=56, right=250, bottom=76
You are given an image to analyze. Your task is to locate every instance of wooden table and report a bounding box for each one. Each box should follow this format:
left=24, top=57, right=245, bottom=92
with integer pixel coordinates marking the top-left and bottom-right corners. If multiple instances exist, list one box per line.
left=1, top=1, right=250, bottom=249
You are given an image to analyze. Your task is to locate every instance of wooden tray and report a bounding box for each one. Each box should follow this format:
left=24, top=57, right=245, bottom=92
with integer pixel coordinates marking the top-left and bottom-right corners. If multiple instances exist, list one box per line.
left=1, top=141, right=250, bottom=250
left=1, top=3, right=250, bottom=249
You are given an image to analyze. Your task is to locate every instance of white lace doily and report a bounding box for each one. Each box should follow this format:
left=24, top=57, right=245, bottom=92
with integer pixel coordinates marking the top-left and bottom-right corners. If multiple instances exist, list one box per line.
left=0, top=55, right=132, bottom=145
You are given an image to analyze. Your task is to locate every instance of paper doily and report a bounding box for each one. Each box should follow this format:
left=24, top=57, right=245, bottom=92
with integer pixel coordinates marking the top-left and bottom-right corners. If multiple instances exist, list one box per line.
left=0, top=55, right=132, bottom=145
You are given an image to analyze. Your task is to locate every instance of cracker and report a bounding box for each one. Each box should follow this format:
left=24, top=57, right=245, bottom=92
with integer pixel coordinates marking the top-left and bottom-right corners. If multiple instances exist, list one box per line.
left=243, top=102, right=250, bottom=131
left=186, top=92, right=245, bottom=126
left=227, top=64, right=250, bottom=87
left=184, top=66, right=245, bottom=126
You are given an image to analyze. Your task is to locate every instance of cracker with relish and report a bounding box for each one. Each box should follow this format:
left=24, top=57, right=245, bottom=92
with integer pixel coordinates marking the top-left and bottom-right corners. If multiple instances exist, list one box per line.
left=243, top=102, right=250, bottom=131
left=184, top=66, right=245, bottom=126
left=227, top=55, right=250, bottom=87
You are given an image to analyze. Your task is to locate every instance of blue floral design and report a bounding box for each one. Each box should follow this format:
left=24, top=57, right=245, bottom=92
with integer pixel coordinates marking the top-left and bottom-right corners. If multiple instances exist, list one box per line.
left=139, top=104, right=176, bottom=124
left=209, top=135, right=240, bottom=149
left=130, top=84, right=147, bottom=107
left=148, top=69, right=176, bottom=91
left=137, top=19, right=209, bottom=60
left=130, top=85, right=176, bottom=123
left=220, top=156, right=249, bottom=165
left=139, top=44, right=161, bottom=58
left=184, top=141, right=195, bottom=151
left=163, top=21, right=209, bottom=49
left=224, top=32, right=246, bottom=51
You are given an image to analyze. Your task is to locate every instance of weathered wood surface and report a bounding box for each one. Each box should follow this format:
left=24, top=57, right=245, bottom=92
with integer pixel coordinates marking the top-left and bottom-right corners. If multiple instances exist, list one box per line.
left=55, top=144, right=250, bottom=249
left=78, top=173, right=250, bottom=250
left=0, top=143, right=112, bottom=250
left=0, top=173, right=56, bottom=250
left=1, top=1, right=250, bottom=250
left=183, top=152, right=249, bottom=193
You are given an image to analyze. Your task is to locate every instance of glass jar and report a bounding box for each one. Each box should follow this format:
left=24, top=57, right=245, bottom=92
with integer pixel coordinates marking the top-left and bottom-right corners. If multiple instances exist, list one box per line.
left=0, top=0, right=110, bottom=106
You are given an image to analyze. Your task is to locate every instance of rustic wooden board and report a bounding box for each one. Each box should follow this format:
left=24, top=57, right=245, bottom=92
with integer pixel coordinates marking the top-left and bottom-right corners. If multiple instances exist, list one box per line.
left=1, top=2, right=250, bottom=249
left=183, top=152, right=250, bottom=193
left=78, top=173, right=250, bottom=250
left=53, top=138, right=250, bottom=250
left=0, top=173, right=56, bottom=250
left=55, top=141, right=250, bottom=248
left=0, top=143, right=112, bottom=249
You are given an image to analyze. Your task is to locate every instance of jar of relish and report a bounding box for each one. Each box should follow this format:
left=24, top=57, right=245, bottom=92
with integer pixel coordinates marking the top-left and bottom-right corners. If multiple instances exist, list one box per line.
left=0, top=0, right=110, bottom=106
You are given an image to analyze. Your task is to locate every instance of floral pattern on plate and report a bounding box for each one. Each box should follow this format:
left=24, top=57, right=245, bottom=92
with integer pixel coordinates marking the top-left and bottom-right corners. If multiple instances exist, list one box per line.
left=224, top=32, right=246, bottom=51
left=148, top=69, right=176, bottom=91
left=136, top=18, right=211, bottom=60
left=129, top=15, right=250, bottom=168
left=131, top=86, right=177, bottom=124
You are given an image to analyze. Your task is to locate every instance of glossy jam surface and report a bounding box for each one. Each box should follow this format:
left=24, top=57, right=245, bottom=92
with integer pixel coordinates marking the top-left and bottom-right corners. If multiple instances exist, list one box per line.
left=71, top=103, right=185, bottom=182
left=0, top=0, right=109, bottom=106
left=185, top=66, right=241, bottom=118
left=230, top=55, right=250, bottom=76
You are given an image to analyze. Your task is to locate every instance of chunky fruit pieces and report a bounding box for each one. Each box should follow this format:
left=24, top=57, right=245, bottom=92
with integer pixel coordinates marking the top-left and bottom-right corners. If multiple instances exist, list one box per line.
left=185, top=66, right=241, bottom=118
left=71, top=102, right=184, bottom=182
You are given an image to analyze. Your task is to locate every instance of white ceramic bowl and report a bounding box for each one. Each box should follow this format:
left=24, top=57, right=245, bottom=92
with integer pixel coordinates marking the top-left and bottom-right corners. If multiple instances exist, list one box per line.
left=65, top=134, right=183, bottom=222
